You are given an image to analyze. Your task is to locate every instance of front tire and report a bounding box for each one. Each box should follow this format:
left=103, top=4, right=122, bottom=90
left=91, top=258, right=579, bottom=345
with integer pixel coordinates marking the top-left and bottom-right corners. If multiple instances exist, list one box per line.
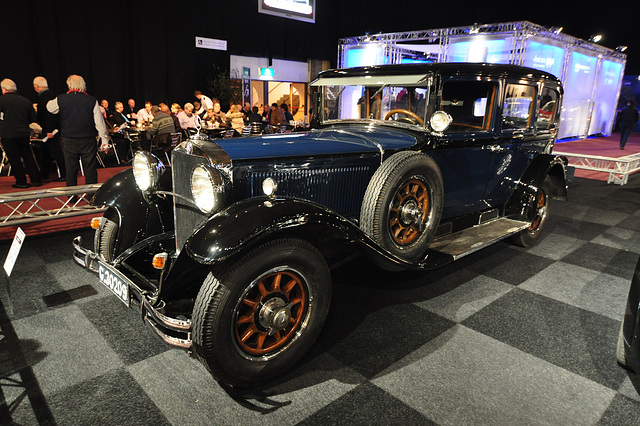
left=95, top=210, right=119, bottom=262
left=192, top=238, right=331, bottom=386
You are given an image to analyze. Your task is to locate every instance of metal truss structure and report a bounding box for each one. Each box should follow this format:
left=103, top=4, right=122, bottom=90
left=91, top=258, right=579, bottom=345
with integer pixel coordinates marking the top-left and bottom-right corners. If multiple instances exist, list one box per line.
left=0, top=185, right=105, bottom=228
left=554, top=151, right=640, bottom=185
left=338, top=21, right=627, bottom=65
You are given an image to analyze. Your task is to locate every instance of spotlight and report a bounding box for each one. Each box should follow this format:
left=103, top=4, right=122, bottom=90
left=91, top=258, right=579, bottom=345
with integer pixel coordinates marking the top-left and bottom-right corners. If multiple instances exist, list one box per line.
left=616, top=45, right=628, bottom=52
left=549, top=26, right=563, bottom=34
left=470, top=23, right=480, bottom=34
left=589, top=34, right=603, bottom=43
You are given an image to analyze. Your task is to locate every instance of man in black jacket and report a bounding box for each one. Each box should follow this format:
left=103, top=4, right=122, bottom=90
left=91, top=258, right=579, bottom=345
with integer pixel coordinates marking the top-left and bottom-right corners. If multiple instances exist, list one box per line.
left=47, top=74, right=109, bottom=187
left=619, top=101, right=639, bottom=150
left=0, top=78, right=42, bottom=188
left=33, top=76, right=66, bottom=181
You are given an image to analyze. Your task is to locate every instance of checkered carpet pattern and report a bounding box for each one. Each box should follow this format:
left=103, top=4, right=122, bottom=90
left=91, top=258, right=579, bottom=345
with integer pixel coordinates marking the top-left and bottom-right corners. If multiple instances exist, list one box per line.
left=2, top=174, right=640, bottom=424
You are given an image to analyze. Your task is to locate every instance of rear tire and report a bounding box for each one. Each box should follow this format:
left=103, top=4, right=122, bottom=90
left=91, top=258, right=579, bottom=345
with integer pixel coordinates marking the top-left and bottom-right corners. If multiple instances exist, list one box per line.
left=511, top=176, right=552, bottom=248
left=192, top=238, right=331, bottom=386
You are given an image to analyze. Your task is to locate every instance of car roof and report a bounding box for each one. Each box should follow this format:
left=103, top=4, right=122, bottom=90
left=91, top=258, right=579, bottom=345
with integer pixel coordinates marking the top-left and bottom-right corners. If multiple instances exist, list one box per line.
left=311, top=62, right=561, bottom=86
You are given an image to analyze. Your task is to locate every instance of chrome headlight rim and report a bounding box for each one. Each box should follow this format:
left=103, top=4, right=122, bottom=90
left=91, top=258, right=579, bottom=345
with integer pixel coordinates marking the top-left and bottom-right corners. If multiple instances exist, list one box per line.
left=191, top=165, right=225, bottom=214
left=132, top=151, right=165, bottom=192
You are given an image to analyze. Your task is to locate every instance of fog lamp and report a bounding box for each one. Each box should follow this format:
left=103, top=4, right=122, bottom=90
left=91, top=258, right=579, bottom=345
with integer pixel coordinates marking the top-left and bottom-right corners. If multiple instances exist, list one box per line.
left=262, top=178, right=277, bottom=197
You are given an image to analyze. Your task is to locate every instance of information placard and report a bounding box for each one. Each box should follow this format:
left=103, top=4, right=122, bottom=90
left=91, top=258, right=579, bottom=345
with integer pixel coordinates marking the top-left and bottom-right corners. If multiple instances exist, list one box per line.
left=4, top=227, right=25, bottom=277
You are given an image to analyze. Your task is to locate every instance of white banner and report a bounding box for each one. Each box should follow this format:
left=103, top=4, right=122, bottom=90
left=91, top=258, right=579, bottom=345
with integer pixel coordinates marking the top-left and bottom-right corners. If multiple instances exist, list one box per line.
left=195, top=37, right=227, bottom=51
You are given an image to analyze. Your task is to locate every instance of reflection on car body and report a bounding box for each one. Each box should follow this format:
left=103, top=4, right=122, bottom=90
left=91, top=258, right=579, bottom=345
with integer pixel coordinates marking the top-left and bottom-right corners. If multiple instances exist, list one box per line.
left=73, top=62, right=568, bottom=386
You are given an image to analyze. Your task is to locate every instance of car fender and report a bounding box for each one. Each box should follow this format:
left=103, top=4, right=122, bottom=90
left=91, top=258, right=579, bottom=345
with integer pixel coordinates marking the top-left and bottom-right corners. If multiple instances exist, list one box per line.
left=183, top=196, right=453, bottom=271
left=505, top=154, right=568, bottom=220
left=92, top=168, right=173, bottom=253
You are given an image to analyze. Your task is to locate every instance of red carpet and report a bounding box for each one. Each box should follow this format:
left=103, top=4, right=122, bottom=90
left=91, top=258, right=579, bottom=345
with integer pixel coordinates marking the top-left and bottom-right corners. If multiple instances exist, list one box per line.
left=555, top=133, right=640, bottom=181
left=0, top=165, right=129, bottom=241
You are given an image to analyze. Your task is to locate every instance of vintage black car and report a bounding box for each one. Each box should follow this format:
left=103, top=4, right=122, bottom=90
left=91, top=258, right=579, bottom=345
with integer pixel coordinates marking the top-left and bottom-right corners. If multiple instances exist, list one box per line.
left=74, top=62, right=568, bottom=386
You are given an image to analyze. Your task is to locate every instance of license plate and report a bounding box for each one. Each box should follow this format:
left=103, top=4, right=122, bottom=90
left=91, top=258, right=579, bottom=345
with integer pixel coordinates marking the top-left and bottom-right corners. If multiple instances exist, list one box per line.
left=98, top=261, right=130, bottom=306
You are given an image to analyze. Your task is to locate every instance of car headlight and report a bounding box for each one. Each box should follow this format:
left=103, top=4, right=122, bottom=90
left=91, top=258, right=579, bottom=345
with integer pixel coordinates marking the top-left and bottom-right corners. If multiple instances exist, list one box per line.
left=132, top=152, right=164, bottom=191
left=430, top=111, right=453, bottom=133
left=191, top=165, right=225, bottom=213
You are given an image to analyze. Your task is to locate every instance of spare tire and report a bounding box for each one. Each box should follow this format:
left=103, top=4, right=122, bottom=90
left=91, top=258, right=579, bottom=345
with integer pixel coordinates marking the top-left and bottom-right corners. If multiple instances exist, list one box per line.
left=360, top=151, right=443, bottom=262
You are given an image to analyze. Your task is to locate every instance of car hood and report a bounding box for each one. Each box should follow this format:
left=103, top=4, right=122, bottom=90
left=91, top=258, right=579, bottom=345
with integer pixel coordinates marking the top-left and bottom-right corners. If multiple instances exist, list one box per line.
left=215, top=125, right=418, bottom=161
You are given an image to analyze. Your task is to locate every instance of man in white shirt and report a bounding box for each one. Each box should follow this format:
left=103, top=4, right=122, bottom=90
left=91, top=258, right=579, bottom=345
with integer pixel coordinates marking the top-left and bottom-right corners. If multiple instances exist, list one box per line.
left=177, top=103, right=198, bottom=129
left=194, top=90, right=213, bottom=115
left=137, top=101, right=153, bottom=123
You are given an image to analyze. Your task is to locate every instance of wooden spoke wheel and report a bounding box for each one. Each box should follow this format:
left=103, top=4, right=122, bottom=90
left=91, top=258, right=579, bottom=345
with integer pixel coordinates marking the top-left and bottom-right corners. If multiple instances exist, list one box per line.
left=389, top=178, right=430, bottom=245
left=192, top=238, right=331, bottom=386
left=234, top=269, right=308, bottom=356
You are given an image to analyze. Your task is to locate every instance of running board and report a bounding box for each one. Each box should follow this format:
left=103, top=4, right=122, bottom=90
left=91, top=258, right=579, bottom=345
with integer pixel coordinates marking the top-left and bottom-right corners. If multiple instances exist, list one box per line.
left=429, top=218, right=529, bottom=260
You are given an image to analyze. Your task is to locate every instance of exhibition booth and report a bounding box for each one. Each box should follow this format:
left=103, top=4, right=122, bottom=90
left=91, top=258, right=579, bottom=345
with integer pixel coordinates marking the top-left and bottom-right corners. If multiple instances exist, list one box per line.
left=337, top=21, right=627, bottom=140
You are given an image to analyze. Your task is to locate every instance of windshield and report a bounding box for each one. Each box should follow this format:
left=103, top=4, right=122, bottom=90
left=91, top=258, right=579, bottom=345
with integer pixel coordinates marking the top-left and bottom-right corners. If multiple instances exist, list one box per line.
left=321, top=83, right=431, bottom=128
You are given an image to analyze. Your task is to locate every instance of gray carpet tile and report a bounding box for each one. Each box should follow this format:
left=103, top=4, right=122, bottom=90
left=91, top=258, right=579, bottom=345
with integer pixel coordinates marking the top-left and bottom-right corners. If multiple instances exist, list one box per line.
left=78, top=295, right=171, bottom=365
left=373, top=325, right=616, bottom=425
left=45, top=368, right=171, bottom=425
left=10, top=304, right=124, bottom=395
left=297, top=382, right=433, bottom=425
left=2, top=175, right=640, bottom=423
left=463, top=288, right=627, bottom=389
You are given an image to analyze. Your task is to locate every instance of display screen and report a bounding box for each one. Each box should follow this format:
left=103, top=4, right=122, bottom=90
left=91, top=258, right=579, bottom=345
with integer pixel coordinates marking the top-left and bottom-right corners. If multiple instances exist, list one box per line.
left=258, top=0, right=315, bottom=23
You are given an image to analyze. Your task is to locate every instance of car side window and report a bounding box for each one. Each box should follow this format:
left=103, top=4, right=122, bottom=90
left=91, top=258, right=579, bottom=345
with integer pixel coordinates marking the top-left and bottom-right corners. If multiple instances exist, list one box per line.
left=440, top=80, right=497, bottom=133
left=536, top=88, right=559, bottom=130
left=503, top=84, right=536, bottom=130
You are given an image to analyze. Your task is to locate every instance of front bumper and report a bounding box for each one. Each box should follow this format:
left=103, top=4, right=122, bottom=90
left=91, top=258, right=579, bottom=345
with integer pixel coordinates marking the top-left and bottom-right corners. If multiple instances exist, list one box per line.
left=72, top=236, right=193, bottom=350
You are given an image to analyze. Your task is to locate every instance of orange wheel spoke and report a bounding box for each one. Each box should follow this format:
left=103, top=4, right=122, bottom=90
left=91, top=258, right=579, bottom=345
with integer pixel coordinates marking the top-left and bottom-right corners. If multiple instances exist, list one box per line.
left=283, top=278, right=297, bottom=295
left=240, top=325, right=258, bottom=343
left=257, top=281, right=268, bottom=297
left=236, top=314, right=253, bottom=325
left=271, top=273, right=282, bottom=292
left=255, top=332, right=267, bottom=349
left=242, top=298, right=259, bottom=309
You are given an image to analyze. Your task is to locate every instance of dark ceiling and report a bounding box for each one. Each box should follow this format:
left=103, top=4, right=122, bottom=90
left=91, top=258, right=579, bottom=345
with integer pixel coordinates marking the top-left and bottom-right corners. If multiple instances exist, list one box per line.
left=0, top=0, right=636, bottom=106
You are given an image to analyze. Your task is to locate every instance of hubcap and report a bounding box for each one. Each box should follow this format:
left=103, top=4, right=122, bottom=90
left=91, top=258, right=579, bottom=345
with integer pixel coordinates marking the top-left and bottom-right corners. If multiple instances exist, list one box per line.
left=389, top=178, right=429, bottom=245
left=234, top=270, right=308, bottom=356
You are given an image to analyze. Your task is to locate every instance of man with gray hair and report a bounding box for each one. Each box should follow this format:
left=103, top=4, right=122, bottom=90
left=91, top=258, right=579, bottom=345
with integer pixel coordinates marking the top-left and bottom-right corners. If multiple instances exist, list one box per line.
left=33, top=76, right=66, bottom=182
left=47, top=74, right=109, bottom=187
left=0, top=78, right=42, bottom=188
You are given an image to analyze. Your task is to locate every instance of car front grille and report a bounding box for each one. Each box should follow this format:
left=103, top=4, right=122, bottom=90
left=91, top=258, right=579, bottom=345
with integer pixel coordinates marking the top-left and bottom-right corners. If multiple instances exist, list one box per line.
left=249, top=165, right=371, bottom=218
left=172, top=149, right=210, bottom=253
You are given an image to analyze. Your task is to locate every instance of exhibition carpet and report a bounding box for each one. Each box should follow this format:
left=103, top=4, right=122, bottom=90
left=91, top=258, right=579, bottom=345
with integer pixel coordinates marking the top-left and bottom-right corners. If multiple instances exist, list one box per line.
left=555, top=132, right=640, bottom=181
left=0, top=165, right=129, bottom=241
left=1, top=174, right=640, bottom=424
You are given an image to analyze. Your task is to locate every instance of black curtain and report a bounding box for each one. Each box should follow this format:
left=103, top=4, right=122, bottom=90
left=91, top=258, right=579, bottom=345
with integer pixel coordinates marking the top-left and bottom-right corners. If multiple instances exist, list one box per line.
left=0, top=0, right=636, bottom=108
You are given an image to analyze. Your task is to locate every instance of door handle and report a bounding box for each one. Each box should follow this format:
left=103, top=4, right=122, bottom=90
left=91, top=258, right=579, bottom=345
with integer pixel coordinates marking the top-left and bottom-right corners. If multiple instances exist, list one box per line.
left=486, top=144, right=507, bottom=153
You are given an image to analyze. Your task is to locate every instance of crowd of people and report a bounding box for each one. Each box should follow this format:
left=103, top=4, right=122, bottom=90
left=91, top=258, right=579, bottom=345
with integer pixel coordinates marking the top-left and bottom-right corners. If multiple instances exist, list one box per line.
left=0, top=74, right=300, bottom=190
